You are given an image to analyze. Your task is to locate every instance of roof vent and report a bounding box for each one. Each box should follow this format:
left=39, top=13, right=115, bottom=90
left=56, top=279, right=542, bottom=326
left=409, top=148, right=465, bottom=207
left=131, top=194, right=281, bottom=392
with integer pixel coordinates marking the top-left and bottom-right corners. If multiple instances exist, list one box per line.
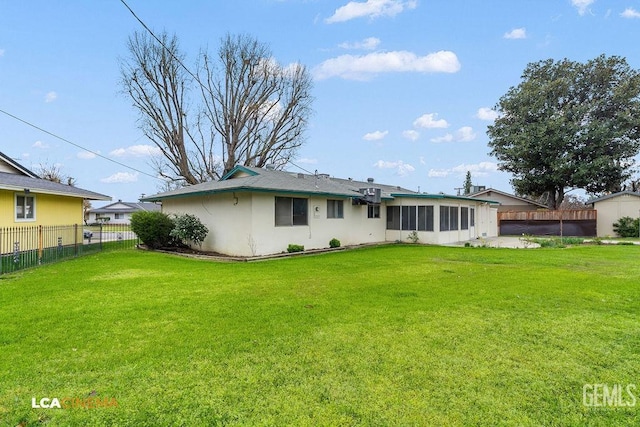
left=297, top=173, right=304, bottom=179
left=367, top=177, right=374, bottom=183
left=318, top=173, right=330, bottom=179
left=265, top=164, right=275, bottom=170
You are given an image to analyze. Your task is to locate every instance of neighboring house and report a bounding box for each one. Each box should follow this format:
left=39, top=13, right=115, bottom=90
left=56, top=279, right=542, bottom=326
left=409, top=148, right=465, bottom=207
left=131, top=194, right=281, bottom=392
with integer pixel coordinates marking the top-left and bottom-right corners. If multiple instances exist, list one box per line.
left=142, top=165, right=499, bottom=257
left=468, top=188, right=548, bottom=212
left=88, top=200, right=161, bottom=224
left=588, top=191, right=640, bottom=237
left=0, top=151, right=110, bottom=251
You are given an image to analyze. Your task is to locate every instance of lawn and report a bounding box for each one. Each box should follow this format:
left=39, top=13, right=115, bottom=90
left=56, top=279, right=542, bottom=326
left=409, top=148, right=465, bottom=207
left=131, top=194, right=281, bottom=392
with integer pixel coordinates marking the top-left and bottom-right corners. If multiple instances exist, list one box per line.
left=1, top=245, right=639, bottom=426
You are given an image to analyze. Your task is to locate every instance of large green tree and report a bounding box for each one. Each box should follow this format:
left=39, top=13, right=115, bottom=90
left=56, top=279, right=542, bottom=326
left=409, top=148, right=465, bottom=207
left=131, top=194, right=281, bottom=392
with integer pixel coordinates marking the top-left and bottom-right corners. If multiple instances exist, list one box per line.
left=487, top=55, right=640, bottom=209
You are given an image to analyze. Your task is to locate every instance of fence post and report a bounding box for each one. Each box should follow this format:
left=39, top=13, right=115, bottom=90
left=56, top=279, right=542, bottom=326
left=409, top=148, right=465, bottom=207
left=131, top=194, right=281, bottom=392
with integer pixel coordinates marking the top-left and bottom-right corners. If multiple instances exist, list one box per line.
left=100, top=223, right=103, bottom=250
left=38, top=225, right=43, bottom=265
left=74, top=224, right=79, bottom=256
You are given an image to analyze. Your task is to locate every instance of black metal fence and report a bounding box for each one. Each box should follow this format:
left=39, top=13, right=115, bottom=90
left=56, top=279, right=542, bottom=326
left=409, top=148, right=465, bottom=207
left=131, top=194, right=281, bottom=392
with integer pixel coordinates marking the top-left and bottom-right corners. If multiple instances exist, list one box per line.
left=0, top=224, right=138, bottom=275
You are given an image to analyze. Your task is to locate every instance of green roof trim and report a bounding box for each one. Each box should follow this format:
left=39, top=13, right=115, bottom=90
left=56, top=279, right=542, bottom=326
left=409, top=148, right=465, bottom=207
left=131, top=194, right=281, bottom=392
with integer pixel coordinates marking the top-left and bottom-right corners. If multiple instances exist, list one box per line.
left=221, top=165, right=260, bottom=181
left=143, top=186, right=362, bottom=202
left=390, top=193, right=500, bottom=204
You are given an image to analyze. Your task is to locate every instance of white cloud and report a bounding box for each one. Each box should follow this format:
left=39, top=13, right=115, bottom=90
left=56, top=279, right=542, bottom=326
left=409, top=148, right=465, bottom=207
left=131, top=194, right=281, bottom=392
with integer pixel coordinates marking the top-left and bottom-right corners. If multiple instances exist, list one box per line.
left=621, top=7, right=640, bottom=18
left=373, top=159, right=415, bottom=176
left=32, top=140, right=49, bottom=149
left=476, top=107, right=499, bottom=121
left=44, top=91, right=57, bottom=103
left=419, top=156, right=426, bottom=165
left=326, top=0, right=417, bottom=23
left=100, top=172, right=139, bottom=184
left=314, top=50, right=460, bottom=80
left=428, top=162, right=498, bottom=178
left=0, top=49, right=5, bottom=57
left=77, top=151, right=97, bottom=160
left=413, top=113, right=449, bottom=129
left=430, top=133, right=454, bottom=143
left=456, top=126, right=476, bottom=142
left=110, top=144, right=161, bottom=157
left=431, top=127, right=476, bottom=143
left=571, top=0, right=594, bottom=15
left=363, top=130, right=388, bottom=141
left=339, top=37, right=381, bottom=50
left=504, top=28, right=527, bottom=39
left=402, top=130, right=420, bottom=141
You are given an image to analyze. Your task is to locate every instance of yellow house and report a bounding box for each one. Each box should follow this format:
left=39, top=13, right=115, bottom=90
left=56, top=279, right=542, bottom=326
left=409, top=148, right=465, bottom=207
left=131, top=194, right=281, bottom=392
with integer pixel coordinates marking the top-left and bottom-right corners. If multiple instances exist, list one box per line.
left=0, top=152, right=110, bottom=253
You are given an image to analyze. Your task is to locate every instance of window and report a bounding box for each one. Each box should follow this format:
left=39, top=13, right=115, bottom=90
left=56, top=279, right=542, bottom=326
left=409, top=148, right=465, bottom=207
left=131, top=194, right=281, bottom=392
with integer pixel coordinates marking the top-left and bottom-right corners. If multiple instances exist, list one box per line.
left=440, top=206, right=459, bottom=231
left=275, top=197, right=308, bottom=226
left=15, top=194, right=35, bottom=221
left=327, top=200, right=344, bottom=219
left=115, top=213, right=124, bottom=220
left=401, top=206, right=417, bottom=231
left=461, top=207, right=469, bottom=230
left=418, top=206, right=434, bottom=231
left=368, top=205, right=380, bottom=219
left=470, top=207, right=475, bottom=227
left=386, top=206, right=400, bottom=230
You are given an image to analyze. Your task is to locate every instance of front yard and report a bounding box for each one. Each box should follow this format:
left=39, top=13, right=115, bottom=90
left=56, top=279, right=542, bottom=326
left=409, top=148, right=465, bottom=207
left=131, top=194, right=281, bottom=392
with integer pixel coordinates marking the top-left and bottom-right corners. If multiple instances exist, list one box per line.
left=1, top=245, right=639, bottom=425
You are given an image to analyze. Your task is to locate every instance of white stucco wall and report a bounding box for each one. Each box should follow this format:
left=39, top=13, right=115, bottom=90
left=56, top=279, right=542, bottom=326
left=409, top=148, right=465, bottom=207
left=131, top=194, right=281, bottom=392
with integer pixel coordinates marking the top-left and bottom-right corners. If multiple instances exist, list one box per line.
left=161, top=192, right=498, bottom=256
left=594, top=195, right=640, bottom=237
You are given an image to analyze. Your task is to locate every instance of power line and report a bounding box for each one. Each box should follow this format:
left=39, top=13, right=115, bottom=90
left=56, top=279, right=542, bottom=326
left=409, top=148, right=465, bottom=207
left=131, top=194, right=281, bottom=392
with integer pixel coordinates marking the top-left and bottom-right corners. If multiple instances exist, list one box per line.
left=0, top=108, right=161, bottom=181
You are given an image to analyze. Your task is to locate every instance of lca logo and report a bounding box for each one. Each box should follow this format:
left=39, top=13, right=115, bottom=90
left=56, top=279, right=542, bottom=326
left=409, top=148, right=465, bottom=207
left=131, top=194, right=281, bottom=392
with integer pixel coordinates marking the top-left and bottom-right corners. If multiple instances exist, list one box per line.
left=31, top=396, right=118, bottom=409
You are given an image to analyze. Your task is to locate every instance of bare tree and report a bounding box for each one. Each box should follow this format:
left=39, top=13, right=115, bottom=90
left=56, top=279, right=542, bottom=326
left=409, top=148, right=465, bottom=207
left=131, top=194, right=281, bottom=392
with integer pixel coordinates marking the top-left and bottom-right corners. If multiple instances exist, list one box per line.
left=200, top=33, right=314, bottom=175
left=35, top=162, right=76, bottom=186
left=119, top=31, right=219, bottom=185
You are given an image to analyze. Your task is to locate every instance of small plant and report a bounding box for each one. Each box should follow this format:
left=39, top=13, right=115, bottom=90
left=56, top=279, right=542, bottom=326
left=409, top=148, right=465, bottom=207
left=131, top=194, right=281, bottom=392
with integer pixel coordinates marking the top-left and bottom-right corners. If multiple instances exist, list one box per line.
left=130, top=211, right=175, bottom=249
left=464, top=242, right=471, bottom=247
left=170, top=213, right=209, bottom=249
left=329, top=238, right=341, bottom=248
left=287, top=244, right=304, bottom=253
left=407, top=231, right=419, bottom=244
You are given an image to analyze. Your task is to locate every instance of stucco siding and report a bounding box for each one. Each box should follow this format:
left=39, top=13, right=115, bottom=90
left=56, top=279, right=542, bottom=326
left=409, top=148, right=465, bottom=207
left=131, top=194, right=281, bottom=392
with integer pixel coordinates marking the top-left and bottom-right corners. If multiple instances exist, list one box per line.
left=594, top=195, right=640, bottom=237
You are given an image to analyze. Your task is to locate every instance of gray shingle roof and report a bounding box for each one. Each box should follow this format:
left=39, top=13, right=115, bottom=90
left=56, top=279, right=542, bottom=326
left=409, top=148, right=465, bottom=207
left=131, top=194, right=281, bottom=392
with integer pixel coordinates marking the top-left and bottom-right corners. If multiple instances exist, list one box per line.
left=587, top=191, right=640, bottom=204
left=142, top=166, right=417, bottom=202
left=0, top=172, right=110, bottom=200
left=90, top=201, right=161, bottom=214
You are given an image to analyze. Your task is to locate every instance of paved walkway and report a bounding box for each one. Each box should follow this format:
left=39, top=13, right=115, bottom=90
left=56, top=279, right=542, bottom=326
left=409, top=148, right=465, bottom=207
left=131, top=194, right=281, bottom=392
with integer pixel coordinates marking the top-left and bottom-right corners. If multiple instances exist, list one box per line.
left=448, top=236, right=541, bottom=249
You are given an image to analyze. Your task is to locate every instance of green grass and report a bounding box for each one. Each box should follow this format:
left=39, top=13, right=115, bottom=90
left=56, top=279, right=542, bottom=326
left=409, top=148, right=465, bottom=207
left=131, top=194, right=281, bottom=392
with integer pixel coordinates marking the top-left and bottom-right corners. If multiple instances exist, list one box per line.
left=1, top=245, right=639, bottom=426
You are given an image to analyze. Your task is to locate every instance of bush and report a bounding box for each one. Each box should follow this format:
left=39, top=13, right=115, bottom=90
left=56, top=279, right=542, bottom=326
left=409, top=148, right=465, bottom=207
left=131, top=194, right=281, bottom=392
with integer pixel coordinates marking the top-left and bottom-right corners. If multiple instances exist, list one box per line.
left=170, top=214, right=209, bottom=248
left=407, top=231, right=419, bottom=244
left=130, top=211, right=175, bottom=249
left=329, top=238, right=341, bottom=248
left=287, top=244, right=304, bottom=253
left=613, top=216, right=640, bottom=238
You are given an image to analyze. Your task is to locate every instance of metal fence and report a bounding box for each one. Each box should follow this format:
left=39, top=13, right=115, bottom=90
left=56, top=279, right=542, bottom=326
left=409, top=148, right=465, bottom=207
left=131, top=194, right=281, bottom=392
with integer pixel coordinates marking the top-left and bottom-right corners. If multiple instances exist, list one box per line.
left=0, top=224, right=138, bottom=275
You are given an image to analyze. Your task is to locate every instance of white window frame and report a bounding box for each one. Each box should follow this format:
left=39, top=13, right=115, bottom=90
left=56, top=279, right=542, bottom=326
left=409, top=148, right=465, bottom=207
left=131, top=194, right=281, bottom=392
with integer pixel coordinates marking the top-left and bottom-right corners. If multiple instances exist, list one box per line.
left=15, top=193, right=36, bottom=222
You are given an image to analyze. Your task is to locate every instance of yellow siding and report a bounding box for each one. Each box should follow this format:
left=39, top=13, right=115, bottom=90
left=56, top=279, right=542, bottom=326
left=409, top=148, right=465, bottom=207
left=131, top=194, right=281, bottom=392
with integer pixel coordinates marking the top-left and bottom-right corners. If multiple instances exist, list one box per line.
left=1, top=190, right=84, bottom=253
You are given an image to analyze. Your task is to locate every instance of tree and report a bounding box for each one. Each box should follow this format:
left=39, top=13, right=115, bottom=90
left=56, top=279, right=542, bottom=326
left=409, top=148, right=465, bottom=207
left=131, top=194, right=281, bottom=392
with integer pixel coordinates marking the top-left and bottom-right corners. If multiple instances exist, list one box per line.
left=120, top=31, right=217, bottom=186
left=463, top=171, right=472, bottom=195
left=487, top=55, right=640, bottom=209
left=199, top=33, right=314, bottom=175
left=35, top=162, right=76, bottom=186
left=120, top=31, right=313, bottom=183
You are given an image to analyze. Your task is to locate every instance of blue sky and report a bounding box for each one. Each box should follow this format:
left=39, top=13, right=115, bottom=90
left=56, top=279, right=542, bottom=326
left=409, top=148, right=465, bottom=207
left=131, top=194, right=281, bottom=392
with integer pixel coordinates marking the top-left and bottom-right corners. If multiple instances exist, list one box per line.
left=2, top=0, right=640, bottom=206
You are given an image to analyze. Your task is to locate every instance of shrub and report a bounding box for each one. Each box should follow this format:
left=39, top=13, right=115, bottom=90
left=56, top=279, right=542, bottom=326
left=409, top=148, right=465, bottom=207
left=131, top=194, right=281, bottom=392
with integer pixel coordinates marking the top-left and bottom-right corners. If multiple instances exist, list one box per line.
left=170, top=214, right=209, bottom=249
left=329, top=238, right=341, bottom=248
left=407, top=231, right=419, bottom=244
left=130, top=211, right=175, bottom=249
left=287, top=244, right=304, bottom=253
left=613, top=216, right=640, bottom=238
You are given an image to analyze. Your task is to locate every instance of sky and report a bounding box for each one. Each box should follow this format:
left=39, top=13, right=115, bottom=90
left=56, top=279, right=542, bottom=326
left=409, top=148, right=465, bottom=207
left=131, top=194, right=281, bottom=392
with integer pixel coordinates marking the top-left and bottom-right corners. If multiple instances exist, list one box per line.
left=2, top=0, right=640, bottom=207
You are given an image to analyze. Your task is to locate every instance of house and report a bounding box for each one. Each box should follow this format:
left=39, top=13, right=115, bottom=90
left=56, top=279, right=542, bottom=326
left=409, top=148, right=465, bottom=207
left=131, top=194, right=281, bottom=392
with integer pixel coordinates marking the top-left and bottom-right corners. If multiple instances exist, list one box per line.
left=588, top=191, right=640, bottom=237
left=467, top=188, right=548, bottom=212
left=0, top=151, right=110, bottom=251
left=88, top=200, right=161, bottom=224
left=142, top=165, right=499, bottom=257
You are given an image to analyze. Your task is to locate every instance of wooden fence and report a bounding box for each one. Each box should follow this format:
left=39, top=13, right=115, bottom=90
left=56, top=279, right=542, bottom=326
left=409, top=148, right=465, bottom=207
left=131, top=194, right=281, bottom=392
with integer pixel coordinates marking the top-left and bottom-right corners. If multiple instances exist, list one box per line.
left=498, top=209, right=597, bottom=236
